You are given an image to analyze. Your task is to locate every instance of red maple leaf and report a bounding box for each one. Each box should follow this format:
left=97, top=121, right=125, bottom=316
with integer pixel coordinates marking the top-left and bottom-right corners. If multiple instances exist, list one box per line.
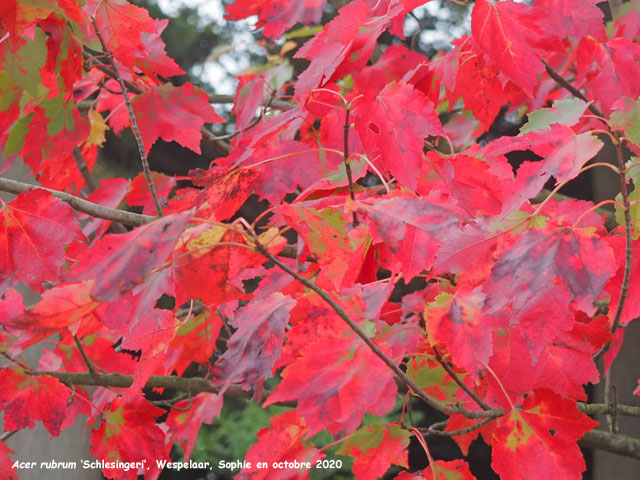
left=0, top=370, right=71, bottom=437
left=238, top=410, right=323, bottom=480
left=491, top=389, right=597, bottom=480
left=225, top=0, right=327, bottom=39
left=213, top=293, right=295, bottom=389
left=0, top=189, right=84, bottom=293
left=337, top=423, right=410, bottom=480
left=90, top=396, right=169, bottom=480
left=65, top=212, right=192, bottom=301
left=87, top=0, right=157, bottom=70
left=353, top=82, right=445, bottom=190
left=265, top=336, right=397, bottom=436
left=106, top=83, right=224, bottom=154
left=471, top=0, right=552, bottom=96
left=166, top=393, right=223, bottom=461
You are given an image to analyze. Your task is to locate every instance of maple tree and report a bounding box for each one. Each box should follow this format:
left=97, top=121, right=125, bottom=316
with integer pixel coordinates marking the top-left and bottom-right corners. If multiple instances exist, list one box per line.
left=2, top=0, right=640, bottom=479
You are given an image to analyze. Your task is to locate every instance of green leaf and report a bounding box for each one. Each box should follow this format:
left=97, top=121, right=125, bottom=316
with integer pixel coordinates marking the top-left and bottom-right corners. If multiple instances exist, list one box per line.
left=610, top=98, right=640, bottom=143
left=520, top=98, right=589, bottom=134
left=4, top=113, right=34, bottom=156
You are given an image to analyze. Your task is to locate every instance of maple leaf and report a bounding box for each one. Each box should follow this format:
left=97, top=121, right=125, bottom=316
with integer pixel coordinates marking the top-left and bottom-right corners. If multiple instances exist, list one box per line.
left=353, top=82, right=445, bottom=190
left=471, top=0, right=548, bottom=96
left=446, top=414, right=495, bottom=456
left=106, top=83, right=224, bottom=154
left=65, top=212, right=192, bottom=301
left=353, top=45, right=436, bottom=100
left=294, top=0, right=403, bottom=97
left=265, top=336, right=397, bottom=436
left=606, top=233, right=640, bottom=325
left=126, top=171, right=175, bottom=216
left=0, top=370, right=71, bottom=437
left=166, top=393, right=223, bottom=461
left=118, top=308, right=178, bottom=393
left=174, top=226, right=263, bottom=308
left=489, top=313, right=606, bottom=402
left=576, top=36, right=640, bottom=113
left=485, top=224, right=616, bottom=321
left=535, top=0, right=605, bottom=40
left=0, top=440, right=16, bottom=480
left=421, top=152, right=506, bottom=216
left=134, top=19, right=185, bottom=81
left=213, top=293, right=295, bottom=389
left=360, top=194, right=492, bottom=276
left=434, top=36, right=511, bottom=130
left=78, top=178, right=131, bottom=239
left=225, top=0, right=327, bottom=39
left=279, top=204, right=370, bottom=289
left=233, top=74, right=265, bottom=131
left=238, top=411, right=323, bottom=480
left=165, top=308, right=223, bottom=376
left=55, top=333, right=138, bottom=377
left=184, top=166, right=258, bottom=221
left=10, top=281, right=101, bottom=340
left=90, top=396, right=169, bottom=480
left=337, top=423, right=410, bottom=480
left=0, top=189, right=85, bottom=293
left=491, top=389, right=597, bottom=480
left=421, top=459, right=477, bottom=480
left=425, top=287, right=495, bottom=379
left=88, top=0, right=157, bottom=70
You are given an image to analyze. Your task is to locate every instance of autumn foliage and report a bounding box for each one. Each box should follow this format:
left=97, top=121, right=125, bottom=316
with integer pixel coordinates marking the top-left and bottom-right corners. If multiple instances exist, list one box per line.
left=1, top=0, right=640, bottom=479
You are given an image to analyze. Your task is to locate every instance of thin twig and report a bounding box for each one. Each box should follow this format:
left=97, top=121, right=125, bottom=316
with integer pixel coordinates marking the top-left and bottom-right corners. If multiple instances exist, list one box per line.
left=90, top=21, right=164, bottom=217
left=73, top=335, right=96, bottom=375
left=421, top=416, right=494, bottom=437
left=72, top=147, right=99, bottom=192
left=433, top=346, right=492, bottom=411
left=542, top=60, right=605, bottom=118
left=0, top=430, right=18, bottom=442
left=248, top=228, right=502, bottom=420
left=0, top=177, right=153, bottom=226
left=343, top=109, right=359, bottom=226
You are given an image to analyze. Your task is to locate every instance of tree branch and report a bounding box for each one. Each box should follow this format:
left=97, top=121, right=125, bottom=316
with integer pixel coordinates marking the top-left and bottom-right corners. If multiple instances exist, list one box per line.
left=579, top=429, right=640, bottom=459
left=578, top=402, right=640, bottom=418
left=39, top=371, right=233, bottom=397
left=0, top=177, right=153, bottom=227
